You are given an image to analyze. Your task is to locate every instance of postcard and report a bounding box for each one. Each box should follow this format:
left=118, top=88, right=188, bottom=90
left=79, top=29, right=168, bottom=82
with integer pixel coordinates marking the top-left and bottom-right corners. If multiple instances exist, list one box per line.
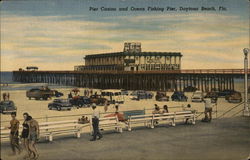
left=1, top=0, right=249, bottom=160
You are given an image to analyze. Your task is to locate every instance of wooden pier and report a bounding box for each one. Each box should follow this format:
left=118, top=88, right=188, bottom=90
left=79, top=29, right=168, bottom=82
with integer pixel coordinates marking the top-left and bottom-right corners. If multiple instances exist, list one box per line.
left=12, top=69, right=249, bottom=91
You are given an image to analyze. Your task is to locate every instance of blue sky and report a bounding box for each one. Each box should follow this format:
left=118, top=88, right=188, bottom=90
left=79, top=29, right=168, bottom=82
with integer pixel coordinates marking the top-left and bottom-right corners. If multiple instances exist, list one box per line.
left=1, top=0, right=249, bottom=71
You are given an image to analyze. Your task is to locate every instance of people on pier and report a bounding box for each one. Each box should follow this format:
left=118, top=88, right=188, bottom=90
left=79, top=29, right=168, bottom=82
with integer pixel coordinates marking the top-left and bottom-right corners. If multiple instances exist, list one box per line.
left=90, top=103, right=102, bottom=141
left=104, top=100, right=109, bottom=113
left=8, top=112, right=22, bottom=155
left=183, top=104, right=196, bottom=124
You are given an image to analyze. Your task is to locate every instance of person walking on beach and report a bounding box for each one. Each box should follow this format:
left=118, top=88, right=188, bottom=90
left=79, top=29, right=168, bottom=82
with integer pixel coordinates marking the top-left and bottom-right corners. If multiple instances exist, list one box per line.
left=8, top=112, right=22, bottom=155
left=28, top=115, right=40, bottom=159
left=21, top=113, right=32, bottom=159
left=90, top=103, right=102, bottom=141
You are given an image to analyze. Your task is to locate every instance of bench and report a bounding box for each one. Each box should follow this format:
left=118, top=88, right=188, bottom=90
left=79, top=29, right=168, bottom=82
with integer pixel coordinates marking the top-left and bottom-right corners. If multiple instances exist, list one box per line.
left=127, top=114, right=154, bottom=131
left=89, top=116, right=123, bottom=134
left=0, top=120, right=89, bottom=142
left=39, top=120, right=89, bottom=142
left=127, top=111, right=196, bottom=131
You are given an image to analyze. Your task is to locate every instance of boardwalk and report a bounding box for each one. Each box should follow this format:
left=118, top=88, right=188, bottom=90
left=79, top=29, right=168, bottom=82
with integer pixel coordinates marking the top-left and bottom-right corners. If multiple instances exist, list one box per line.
left=1, top=117, right=250, bottom=160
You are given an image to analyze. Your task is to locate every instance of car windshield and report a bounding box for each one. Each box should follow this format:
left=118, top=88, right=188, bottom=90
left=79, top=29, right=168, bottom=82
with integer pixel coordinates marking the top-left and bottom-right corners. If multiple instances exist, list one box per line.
left=0, top=101, right=12, bottom=105
left=55, top=99, right=68, bottom=103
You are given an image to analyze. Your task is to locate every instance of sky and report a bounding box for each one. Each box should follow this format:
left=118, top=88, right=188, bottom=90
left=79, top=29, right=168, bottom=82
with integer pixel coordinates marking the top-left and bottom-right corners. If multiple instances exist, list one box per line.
left=1, top=0, right=249, bottom=71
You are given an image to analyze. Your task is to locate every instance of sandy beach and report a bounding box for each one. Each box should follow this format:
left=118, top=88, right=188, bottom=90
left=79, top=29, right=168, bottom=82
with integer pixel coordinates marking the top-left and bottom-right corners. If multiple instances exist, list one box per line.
left=0, top=82, right=246, bottom=126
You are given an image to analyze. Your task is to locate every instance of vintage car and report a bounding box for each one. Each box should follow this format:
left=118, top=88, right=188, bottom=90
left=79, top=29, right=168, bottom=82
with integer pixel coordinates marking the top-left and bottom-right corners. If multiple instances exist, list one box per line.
left=183, top=86, right=197, bottom=92
left=121, top=89, right=129, bottom=96
left=26, top=87, right=54, bottom=100
left=0, top=100, right=17, bottom=114
left=171, top=91, right=188, bottom=102
left=48, top=99, right=73, bottom=111
left=89, top=95, right=107, bottom=105
left=101, top=90, right=125, bottom=104
left=191, top=90, right=204, bottom=102
left=69, top=96, right=91, bottom=107
left=155, top=91, right=169, bottom=101
left=53, top=90, right=64, bottom=97
left=130, top=90, right=154, bottom=100
left=204, top=92, right=218, bottom=103
left=227, top=92, right=242, bottom=103
left=218, top=89, right=236, bottom=97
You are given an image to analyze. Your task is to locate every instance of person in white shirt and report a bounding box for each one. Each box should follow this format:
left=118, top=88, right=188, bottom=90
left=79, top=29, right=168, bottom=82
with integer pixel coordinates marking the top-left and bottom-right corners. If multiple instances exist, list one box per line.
left=203, top=98, right=213, bottom=122
left=90, top=103, right=102, bottom=141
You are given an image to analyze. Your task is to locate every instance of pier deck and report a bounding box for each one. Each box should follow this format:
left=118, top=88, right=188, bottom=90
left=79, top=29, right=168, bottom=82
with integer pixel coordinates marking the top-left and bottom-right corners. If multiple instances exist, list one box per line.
left=13, top=69, right=249, bottom=91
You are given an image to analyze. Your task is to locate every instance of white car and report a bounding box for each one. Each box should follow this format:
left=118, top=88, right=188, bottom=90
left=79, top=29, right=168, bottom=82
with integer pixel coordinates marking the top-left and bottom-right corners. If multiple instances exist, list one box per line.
left=191, top=91, right=204, bottom=102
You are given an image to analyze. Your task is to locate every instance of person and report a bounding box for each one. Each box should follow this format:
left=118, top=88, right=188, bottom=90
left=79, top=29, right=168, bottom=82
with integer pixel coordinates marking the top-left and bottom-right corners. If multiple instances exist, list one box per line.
left=8, top=112, right=22, bottom=155
left=104, top=100, right=109, bottom=113
left=202, top=98, right=213, bottom=122
left=78, top=116, right=90, bottom=124
left=115, top=104, right=119, bottom=113
left=183, top=104, right=196, bottom=124
left=3, top=92, right=7, bottom=101
left=152, top=104, right=161, bottom=114
left=28, top=114, right=40, bottom=159
left=68, top=92, right=73, bottom=99
left=84, top=90, right=87, bottom=96
left=90, top=103, right=102, bottom=141
left=152, top=104, right=161, bottom=125
left=90, top=89, right=93, bottom=96
left=7, top=92, right=10, bottom=100
left=21, top=113, right=32, bottom=159
left=162, top=105, right=169, bottom=113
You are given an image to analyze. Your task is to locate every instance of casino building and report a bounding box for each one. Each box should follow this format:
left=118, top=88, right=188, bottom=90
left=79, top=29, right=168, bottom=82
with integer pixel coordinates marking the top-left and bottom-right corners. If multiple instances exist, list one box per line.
left=74, top=42, right=182, bottom=71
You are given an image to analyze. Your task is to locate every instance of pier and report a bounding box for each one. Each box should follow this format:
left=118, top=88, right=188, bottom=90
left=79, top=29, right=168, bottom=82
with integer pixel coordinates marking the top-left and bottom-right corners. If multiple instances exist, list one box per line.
left=12, top=69, right=249, bottom=91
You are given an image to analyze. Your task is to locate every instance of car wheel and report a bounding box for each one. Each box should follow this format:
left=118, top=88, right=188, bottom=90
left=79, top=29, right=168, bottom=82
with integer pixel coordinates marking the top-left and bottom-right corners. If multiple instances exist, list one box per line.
left=48, top=106, right=52, bottom=110
left=57, top=106, right=61, bottom=111
left=67, top=108, right=71, bottom=111
left=28, top=97, right=31, bottom=100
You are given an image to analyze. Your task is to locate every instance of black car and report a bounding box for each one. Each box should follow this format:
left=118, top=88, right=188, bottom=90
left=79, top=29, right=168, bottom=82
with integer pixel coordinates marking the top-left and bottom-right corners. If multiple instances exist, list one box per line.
left=53, top=90, right=64, bottom=97
left=171, top=91, right=188, bottom=101
left=218, top=89, right=236, bottom=97
left=69, top=96, right=91, bottom=107
left=48, top=99, right=73, bottom=111
left=0, top=100, right=17, bottom=114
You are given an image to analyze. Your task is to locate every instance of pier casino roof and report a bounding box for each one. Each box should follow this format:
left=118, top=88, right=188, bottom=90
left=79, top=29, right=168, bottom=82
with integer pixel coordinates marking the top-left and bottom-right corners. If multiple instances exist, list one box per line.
left=84, top=51, right=182, bottom=59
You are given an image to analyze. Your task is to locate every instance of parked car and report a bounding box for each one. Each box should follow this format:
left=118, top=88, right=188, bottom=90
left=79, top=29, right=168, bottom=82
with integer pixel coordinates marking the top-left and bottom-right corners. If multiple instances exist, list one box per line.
left=171, top=92, right=188, bottom=101
left=191, top=90, right=204, bottom=102
left=225, top=90, right=238, bottom=100
left=218, top=89, right=236, bottom=97
left=155, top=91, right=169, bottom=101
left=0, top=100, right=17, bottom=114
left=69, top=96, right=91, bottom=107
left=121, top=89, right=129, bottom=96
left=204, top=92, right=218, bottom=103
left=228, top=92, right=242, bottom=103
left=101, top=89, right=125, bottom=104
left=89, top=95, right=107, bottom=105
left=183, top=86, right=197, bottom=92
left=130, top=90, right=154, bottom=100
left=53, top=90, right=64, bottom=97
left=48, top=99, right=73, bottom=111
left=26, top=87, right=54, bottom=100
